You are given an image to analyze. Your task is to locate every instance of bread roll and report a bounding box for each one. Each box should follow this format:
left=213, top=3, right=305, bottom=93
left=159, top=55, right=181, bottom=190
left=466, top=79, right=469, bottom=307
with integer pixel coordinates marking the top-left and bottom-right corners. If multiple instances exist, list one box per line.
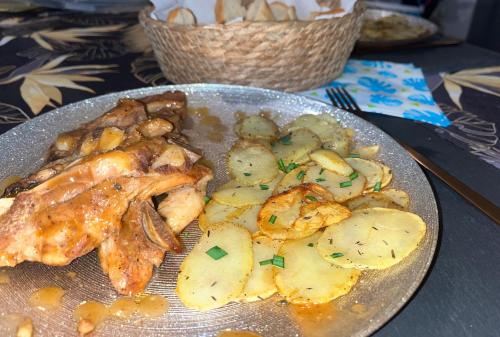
left=246, top=0, right=274, bottom=22
left=269, top=2, right=290, bottom=21
left=287, top=5, right=297, bottom=20
left=215, top=0, right=246, bottom=24
left=167, top=7, right=197, bottom=25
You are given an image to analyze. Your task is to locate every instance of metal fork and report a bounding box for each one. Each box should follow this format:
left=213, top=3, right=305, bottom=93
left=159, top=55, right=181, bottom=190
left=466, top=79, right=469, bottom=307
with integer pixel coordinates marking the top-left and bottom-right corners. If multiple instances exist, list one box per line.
left=326, top=87, right=500, bottom=225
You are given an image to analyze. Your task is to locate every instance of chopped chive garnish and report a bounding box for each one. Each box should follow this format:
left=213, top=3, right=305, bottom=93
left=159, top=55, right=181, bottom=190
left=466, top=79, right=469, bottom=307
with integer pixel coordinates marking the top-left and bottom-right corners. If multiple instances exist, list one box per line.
left=296, top=170, right=305, bottom=180
left=204, top=196, right=211, bottom=204
left=259, top=259, right=273, bottom=266
left=307, top=243, right=314, bottom=247
left=286, top=162, right=298, bottom=173
left=319, top=168, right=325, bottom=175
left=330, top=252, right=344, bottom=259
left=279, top=134, right=292, bottom=145
left=339, top=181, right=352, bottom=188
left=305, top=195, right=318, bottom=202
left=259, top=184, right=269, bottom=190
left=269, top=214, right=277, bottom=224
left=315, top=177, right=326, bottom=182
left=349, top=172, right=359, bottom=181
left=181, top=232, right=190, bottom=238
left=374, top=181, right=382, bottom=192
left=272, top=255, right=285, bottom=268
left=206, top=246, right=227, bottom=260
left=243, top=172, right=252, bottom=176
left=349, top=153, right=360, bottom=158
left=278, top=159, right=286, bottom=172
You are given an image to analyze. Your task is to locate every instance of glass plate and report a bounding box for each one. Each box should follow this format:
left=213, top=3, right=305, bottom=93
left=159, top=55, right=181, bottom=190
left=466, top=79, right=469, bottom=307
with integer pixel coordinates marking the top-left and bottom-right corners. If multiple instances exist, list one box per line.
left=0, top=84, right=439, bottom=337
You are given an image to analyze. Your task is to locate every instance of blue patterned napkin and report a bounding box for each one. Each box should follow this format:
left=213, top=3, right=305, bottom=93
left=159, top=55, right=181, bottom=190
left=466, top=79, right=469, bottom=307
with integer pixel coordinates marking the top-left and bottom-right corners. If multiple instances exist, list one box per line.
left=300, top=59, right=451, bottom=127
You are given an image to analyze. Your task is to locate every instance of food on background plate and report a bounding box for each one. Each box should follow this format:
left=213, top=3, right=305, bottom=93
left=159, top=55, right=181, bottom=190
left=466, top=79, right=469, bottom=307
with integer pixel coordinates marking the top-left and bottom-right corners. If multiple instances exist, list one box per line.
left=178, top=112, right=427, bottom=310
left=360, top=14, right=430, bottom=42
left=0, top=91, right=213, bottom=296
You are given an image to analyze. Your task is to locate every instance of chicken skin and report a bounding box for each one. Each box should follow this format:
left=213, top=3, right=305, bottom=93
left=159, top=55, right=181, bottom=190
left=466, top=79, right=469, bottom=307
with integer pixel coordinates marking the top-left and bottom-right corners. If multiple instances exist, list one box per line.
left=0, top=91, right=213, bottom=295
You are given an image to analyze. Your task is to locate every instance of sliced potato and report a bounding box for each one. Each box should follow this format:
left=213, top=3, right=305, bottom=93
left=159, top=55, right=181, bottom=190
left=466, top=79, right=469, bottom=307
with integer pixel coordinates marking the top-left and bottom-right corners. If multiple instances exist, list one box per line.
left=212, top=174, right=282, bottom=207
left=351, top=145, right=380, bottom=159
left=317, top=208, right=426, bottom=270
left=176, top=222, right=253, bottom=310
left=309, top=149, right=353, bottom=176
left=381, top=189, right=410, bottom=209
left=258, top=184, right=348, bottom=240
left=344, top=158, right=383, bottom=189
left=283, top=114, right=341, bottom=141
left=231, top=204, right=261, bottom=233
left=198, top=200, right=245, bottom=231
left=235, top=115, right=279, bottom=141
left=304, top=165, right=366, bottom=202
left=274, top=232, right=361, bottom=304
left=228, top=144, right=278, bottom=186
left=212, top=186, right=271, bottom=207
left=379, top=162, right=393, bottom=188
left=239, top=236, right=281, bottom=302
left=345, top=192, right=405, bottom=211
left=272, top=129, right=321, bottom=165
left=322, top=134, right=351, bottom=157
left=273, top=165, right=307, bottom=195
left=0, top=198, right=14, bottom=216
left=218, top=179, right=244, bottom=190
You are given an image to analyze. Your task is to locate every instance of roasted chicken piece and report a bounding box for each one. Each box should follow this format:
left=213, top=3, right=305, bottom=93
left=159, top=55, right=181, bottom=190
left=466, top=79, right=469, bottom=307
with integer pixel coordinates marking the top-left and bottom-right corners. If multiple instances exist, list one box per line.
left=0, top=91, right=211, bottom=295
left=98, top=200, right=166, bottom=295
left=3, top=91, right=188, bottom=198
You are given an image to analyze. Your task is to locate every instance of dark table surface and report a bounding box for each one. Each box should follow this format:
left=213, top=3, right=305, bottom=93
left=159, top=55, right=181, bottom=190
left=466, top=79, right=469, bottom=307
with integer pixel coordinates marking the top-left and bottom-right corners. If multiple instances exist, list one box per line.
left=355, top=43, right=500, bottom=337
left=0, top=8, right=499, bottom=337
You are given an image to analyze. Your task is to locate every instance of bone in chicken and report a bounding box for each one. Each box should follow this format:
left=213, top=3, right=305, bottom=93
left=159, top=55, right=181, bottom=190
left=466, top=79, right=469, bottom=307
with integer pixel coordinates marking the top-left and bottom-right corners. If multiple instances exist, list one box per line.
left=0, top=91, right=213, bottom=295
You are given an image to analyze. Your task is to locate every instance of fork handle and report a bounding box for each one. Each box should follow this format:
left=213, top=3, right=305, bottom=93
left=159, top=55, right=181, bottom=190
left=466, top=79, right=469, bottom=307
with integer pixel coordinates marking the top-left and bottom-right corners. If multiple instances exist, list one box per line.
left=400, top=142, right=500, bottom=224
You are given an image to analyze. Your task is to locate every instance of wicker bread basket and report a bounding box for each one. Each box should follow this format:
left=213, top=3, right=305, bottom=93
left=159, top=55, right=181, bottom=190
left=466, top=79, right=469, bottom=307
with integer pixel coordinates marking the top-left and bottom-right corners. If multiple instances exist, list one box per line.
left=139, top=1, right=365, bottom=92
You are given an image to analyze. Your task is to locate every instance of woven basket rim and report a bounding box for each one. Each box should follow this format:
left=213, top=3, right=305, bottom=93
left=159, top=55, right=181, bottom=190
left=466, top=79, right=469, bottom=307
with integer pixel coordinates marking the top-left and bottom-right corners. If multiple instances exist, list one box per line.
left=139, top=1, right=364, bottom=31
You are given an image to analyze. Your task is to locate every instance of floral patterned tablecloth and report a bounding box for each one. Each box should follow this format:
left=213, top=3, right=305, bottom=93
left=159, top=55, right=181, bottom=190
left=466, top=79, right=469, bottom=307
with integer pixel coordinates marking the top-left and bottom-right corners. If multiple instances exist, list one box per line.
left=0, top=7, right=499, bottom=169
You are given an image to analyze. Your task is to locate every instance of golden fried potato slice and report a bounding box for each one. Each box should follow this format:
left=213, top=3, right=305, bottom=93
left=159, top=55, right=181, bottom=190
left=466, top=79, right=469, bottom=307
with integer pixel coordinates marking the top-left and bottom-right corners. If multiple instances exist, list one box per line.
left=317, top=208, right=426, bottom=270
left=274, top=232, right=360, bottom=304
left=345, top=192, right=406, bottom=211
left=239, top=236, right=281, bottom=302
left=344, top=158, right=383, bottom=189
left=176, top=223, right=253, bottom=310
left=272, top=128, right=321, bottom=165
left=379, top=162, right=393, bottom=188
left=198, top=200, right=246, bottom=231
left=283, top=114, right=341, bottom=141
left=273, top=165, right=308, bottom=195
left=309, top=149, right=353, bottom=176
left=231, top=204, right=262, bottom=233
left=322, top=133, right=351, bottom=157
left=235, top=115, right=279, bottom=141
left=350, top=145, right=380, bottom=160
left=258, top=184, right=348, bottom=240
left=381, top=189, right=410, bottom=209
left=212, top=174, right=282, bottom=207
left=304, top=165, right=366, bottom=202
left=212, top=186, right=271, bottom=207
left=228, top=144, right=278, bottom=186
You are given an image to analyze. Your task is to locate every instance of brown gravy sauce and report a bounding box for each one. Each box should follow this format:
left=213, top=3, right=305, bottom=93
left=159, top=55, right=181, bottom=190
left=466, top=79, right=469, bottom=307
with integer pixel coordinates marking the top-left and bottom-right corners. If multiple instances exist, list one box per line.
left=28, top=286, right=66, bottom=311
left=289, top=302, right=338, bottom=337
left=188, top=107, right=227, bottom=143
left=74, top=294, right=168, bottom=335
